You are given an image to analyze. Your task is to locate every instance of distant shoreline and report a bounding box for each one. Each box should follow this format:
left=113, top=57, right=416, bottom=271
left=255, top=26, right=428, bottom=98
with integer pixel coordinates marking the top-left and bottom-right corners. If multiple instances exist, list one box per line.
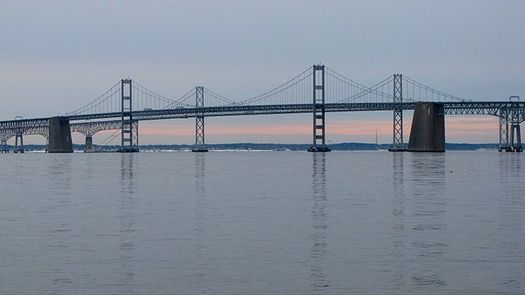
left=8, top=142, right=501, bottom=152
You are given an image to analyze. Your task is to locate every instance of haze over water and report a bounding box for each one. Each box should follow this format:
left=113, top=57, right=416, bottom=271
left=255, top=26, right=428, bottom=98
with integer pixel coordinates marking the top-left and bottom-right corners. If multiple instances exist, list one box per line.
left=0, top=151, right=523, bottom=294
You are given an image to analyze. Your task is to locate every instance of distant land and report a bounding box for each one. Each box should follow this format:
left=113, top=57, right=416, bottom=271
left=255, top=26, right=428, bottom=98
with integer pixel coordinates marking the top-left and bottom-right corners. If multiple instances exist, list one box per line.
left=11, top=143, right=500, bottom=152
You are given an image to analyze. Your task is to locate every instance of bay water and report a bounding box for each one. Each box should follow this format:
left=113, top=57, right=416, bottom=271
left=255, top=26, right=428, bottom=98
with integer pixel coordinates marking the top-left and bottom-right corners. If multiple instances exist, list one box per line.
left=0, top=151, right=523, bottom=294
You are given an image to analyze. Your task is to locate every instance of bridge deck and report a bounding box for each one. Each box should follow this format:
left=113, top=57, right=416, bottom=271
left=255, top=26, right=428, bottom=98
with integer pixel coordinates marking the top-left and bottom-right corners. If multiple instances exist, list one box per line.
left=1, top=101, right=524, bottom=131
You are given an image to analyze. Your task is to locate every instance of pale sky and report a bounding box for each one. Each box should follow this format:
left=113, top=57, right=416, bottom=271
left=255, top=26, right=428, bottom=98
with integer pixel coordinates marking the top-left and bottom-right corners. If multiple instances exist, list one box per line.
left=1, top=0, right=523, bottom=144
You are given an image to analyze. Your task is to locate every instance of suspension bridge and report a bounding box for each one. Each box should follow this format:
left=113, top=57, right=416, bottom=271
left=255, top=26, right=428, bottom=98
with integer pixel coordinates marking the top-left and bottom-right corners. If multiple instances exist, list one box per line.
left=0, top=65, right=523, bottom=153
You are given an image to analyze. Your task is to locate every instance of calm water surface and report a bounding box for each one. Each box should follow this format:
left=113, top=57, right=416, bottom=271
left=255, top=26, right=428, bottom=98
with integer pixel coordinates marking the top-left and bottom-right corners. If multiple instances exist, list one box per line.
left=0, top=151, right=523, bottom=294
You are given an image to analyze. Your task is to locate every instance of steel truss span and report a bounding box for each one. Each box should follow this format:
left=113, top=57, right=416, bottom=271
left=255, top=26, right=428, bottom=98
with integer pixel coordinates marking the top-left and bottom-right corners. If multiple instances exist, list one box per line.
left=0, top=101, right=524, bottom=130
left=69, top=101, right=525, bottom=122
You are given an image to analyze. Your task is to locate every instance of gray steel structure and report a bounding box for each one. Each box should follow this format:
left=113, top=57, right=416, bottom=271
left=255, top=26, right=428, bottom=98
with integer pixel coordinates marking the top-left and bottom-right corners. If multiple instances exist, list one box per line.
left=308, top=65, right=330, bottom=152
left=1, top=102, right=524, bottom=126
left=390, top=74, right=405, bottom=151
left=0, top=120, right=123, bottom=152
left=71, top=120, right=122, bottom=137
left=192, top=86, right=208, bottom=152
left=120, top=79, right=138, bottom=152
left=509, top=96, right=523, bottom=152
left=499, top=107, right=511, bottom=151
left=80, top=101, right=525, bottom=121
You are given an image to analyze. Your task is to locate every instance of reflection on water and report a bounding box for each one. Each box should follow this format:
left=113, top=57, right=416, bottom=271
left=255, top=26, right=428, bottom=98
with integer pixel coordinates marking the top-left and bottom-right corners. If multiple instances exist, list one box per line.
left=0, top=152, right=523, bottom=294
left=310, top=153, right=330, bottom=293
left=120, top=154, right=135, bottom=194
left=391, top=152, right=406, bottom=287
left=118, top=154, right=138, bottom=291
left=408, top=153, right=447, bottom=287
left=47, top=155, right=74, bottom=292
left=497, top=154, right=524, bottom=289
left=195, top=153, right=206, bottom=194
left=499, top=153, right=522, bottom=195
left=191, top=153, right=208, bottom=284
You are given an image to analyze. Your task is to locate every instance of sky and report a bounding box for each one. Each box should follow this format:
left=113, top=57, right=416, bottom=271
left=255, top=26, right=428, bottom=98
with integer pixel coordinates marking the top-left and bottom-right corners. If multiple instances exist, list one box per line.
left=0, top=0, right=523, bottom=145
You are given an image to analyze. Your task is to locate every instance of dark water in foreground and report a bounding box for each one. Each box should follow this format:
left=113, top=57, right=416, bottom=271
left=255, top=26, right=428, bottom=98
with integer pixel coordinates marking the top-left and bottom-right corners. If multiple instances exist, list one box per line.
left=0, top=151, right=523, bottom=294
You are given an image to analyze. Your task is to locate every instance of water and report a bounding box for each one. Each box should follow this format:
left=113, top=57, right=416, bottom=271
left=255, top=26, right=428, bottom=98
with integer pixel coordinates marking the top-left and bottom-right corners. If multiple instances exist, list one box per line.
left=0, top=151, right=523, bottom=294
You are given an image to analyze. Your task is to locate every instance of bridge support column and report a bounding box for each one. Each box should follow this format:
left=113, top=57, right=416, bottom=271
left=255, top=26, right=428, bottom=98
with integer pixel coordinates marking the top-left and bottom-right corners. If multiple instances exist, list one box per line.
left=119, top=79, right=139, bottom=153
left=510, top=108, right=522, bottom=152
left=308, top=65, right=330, bottom=152
left=389, top=74, right=406, bottom=152
left=1, top=139, right=9, bottom=153
left=511, top=124, right=522, bottom=152
left=14, top=132, right=24, bottom=153
left=84, top=136, right=94, bottom=153
left=192, top=86, right=208, bottom=152
left=408, top=102, right=445, bottom=152
left=498, top=108, right=512, bottom=152
left=48, top=116, right=73, bottom=153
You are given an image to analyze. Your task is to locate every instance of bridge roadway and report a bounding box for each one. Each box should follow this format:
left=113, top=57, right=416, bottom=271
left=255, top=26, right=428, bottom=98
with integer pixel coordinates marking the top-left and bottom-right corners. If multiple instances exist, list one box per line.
left=1, top=101, right=524, bottom=131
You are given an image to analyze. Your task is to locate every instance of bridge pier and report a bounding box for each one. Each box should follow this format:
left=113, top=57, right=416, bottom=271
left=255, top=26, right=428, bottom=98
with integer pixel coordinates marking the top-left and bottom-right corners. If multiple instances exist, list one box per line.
left=48, top=116, right=73, bottom=153
left=499, top=105, right=523, bottom=152
left=308, top=65, right=330, bottom=152
left=1, top=139, right=9, bottom=153
left=510, top=103, right=522, bottom=152
left=408, top=102, right=445, bottom=152
left=14, top=132, right=24, bottom=153
left=510, top=120, right=522, bottom=153
left=84, top=136, right=94, bottom=153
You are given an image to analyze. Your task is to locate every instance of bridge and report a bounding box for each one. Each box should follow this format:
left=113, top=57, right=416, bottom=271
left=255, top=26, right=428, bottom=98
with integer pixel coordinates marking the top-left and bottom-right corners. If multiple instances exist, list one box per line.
left=0, top=65, right=523, bottom=153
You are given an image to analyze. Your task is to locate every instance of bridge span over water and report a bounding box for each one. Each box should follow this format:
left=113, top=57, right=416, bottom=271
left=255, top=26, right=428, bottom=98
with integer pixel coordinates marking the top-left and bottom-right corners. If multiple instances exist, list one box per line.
left=1, top=65, right=523, bottom=153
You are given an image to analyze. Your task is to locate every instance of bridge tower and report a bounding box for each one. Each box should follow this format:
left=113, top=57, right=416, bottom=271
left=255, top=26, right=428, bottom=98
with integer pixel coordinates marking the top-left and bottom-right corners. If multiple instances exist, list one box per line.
left=308, top=65, right=330, bottom=152
left=119, top=79, right=139, bottom=153
left=389, top=74, right=406, bottom=152
left=498, top=107, right=512, bottom=152
left=192, top=86, right=208, bottom=152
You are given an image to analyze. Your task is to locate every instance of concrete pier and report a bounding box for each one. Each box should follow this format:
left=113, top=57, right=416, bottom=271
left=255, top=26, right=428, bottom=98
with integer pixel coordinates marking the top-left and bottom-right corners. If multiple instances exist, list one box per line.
left=511, top=123, right=523, bottom=152
left=14, top=133, right=24, bottom=153
left=48, top=116, right=73, bottom=153
left=408, top=102, right=445, bottom=152
left=1, top=140, right=9, bottom=153
left=84, top=136, right=94, bottom=153
left=192, top=144, right=209, bottom=152
left=307, top=145, right=331, bottom=152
